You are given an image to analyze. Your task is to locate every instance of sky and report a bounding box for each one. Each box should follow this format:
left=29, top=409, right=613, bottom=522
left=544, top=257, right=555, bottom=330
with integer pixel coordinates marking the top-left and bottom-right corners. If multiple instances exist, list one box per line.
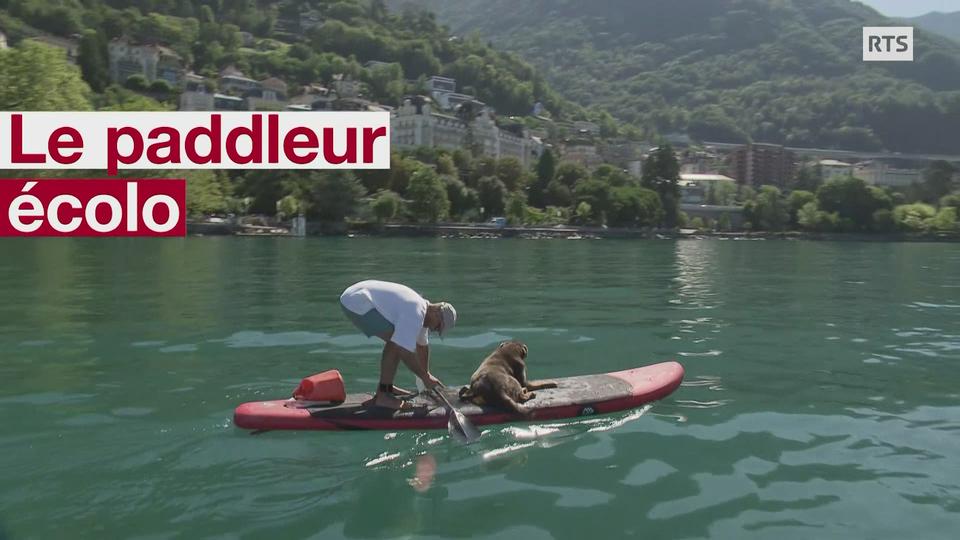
left=859, top=0, right=960, bottom=17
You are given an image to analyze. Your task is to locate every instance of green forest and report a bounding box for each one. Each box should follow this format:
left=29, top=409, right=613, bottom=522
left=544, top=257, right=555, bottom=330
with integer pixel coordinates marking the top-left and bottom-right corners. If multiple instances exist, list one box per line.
left=0, top=0, right=958, bottom=234
left=404, top=0, right=960, bottom=154
left=0, top=0, right=585, bottom=117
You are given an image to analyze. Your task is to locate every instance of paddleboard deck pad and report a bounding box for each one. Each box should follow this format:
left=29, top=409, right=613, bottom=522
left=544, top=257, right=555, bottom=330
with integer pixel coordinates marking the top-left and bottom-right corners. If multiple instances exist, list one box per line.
left=234, top=361, right=683, bottom=432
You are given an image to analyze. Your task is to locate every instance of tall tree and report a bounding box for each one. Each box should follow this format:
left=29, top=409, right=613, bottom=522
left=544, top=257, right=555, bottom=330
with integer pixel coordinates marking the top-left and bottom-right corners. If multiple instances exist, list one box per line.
left=922, top=161, right=957, bottom=203
left=445, top=176, right=479, bottom=220
left=745, top=186, right=790, bottom=231
left=792, top=164, right=824, bottom=192
left=817, top=176, right=892, bottom=232
left=306, top=171, right=366, bottom=222
left=478, top=176, right=507, bottom=218
left=371, top=190, right=403, bottom=223
left=530, top=148, right=557, bottom=207
left=641, top=144, right=681, bottom=227
left=77, top=30, right=109, bottom=93
left=555, top=162, right=589, bottom=189
left=407, top=168, right=450, bottom=223
left=787, top=190, right=816, bottom=229
left=495, top=157, right=524, bottom=191
left=573, top=178, right=612, bottom=225
left=536, top=148, right=556, bottom=186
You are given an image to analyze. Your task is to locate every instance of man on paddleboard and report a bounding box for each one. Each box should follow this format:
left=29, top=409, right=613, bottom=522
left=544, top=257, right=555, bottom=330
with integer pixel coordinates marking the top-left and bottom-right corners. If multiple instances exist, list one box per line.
left=340, top=280, right=457, bottom=410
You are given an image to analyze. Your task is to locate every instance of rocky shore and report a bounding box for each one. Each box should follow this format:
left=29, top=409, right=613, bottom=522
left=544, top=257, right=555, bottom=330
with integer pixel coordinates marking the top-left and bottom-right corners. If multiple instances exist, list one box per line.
left=187, top=220, right=960, bottom=242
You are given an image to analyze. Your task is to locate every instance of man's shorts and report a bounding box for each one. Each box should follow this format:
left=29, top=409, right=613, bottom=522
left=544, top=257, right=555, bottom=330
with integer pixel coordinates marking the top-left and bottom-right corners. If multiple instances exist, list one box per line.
left=340, top=302, right=394, bottom=338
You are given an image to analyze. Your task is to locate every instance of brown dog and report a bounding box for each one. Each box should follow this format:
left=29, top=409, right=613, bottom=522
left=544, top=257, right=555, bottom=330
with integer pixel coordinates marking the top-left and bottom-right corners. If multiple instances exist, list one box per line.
left=458, top=341, right=557, bottom=416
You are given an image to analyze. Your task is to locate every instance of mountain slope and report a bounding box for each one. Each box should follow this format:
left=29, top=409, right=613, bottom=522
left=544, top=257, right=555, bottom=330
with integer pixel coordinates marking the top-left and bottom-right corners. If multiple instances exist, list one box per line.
left=0, top=0, right=583, bottom=119
left=906, top=11, right=960, bottom=43
left=397, top=0, right=960, bottom=153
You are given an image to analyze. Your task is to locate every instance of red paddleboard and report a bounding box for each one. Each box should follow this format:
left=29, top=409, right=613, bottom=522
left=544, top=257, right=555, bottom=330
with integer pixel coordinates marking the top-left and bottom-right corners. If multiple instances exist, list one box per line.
left=234, top=362, right=684, bottom=432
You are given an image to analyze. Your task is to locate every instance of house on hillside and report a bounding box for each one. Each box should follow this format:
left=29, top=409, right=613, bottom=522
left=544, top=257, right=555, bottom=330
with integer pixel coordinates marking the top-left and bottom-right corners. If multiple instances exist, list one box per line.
left=179, top=71, right=291, bottom=111
left=392, top=96, right=543, bottom=167
left=561, top=141, right=602, bottom=169
left=108, top=38, right=183, bottom=84
left=218, top=68, right=260, bottom=95
left=853, top=161, right=921, bottom=187
left=332, top=74, right=360, bottom=98
left=818, top=159, right=854, bottom=180
left=244, top=77, right=289, bottom=110
left=679, top=173, right=737, bottom=204
left=179, top=72, right=214, bottom=110
left=289, top=84, right=337, bottom=110
left=727, top=143, right=797, bottom=188
left=422, top=75, right=480, bottom=111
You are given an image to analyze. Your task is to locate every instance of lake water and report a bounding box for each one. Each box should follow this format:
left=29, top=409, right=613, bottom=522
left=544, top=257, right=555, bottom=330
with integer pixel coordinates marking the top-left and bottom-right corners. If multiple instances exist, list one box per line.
left=1, top=237, right=958, bottom=539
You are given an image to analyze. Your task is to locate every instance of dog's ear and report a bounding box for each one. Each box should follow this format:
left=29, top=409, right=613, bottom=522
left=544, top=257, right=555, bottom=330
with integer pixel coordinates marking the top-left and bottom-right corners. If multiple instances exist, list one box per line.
left=520, top=344, right=528, bottom=359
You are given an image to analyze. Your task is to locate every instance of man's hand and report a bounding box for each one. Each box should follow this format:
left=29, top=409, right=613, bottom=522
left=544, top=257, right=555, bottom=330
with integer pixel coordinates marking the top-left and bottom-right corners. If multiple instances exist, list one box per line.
left=425, top=373, right=444, bottom=390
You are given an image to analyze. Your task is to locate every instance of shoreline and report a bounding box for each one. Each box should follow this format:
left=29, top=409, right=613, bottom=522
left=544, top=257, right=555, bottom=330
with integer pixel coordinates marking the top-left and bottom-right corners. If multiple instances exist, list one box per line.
left=187, top=221, right=960, bottom=242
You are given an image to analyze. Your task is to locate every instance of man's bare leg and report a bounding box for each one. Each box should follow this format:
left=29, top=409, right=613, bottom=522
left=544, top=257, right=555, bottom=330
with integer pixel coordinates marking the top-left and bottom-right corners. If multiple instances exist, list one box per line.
left=366, top=337, right=414, bottom=409
left=376, top=334, right=415, bottom=396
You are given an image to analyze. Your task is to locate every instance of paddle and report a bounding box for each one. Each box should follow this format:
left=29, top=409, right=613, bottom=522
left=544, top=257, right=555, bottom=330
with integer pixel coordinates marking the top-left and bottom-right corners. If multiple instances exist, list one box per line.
left=431, top=387, right=481, bottom=443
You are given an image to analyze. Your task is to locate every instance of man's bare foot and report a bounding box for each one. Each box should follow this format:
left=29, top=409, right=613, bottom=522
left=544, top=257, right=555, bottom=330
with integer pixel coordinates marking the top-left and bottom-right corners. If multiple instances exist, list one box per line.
left=389, top=385, right=416, bottom=397
left=364, top=391, right=413, bottom=411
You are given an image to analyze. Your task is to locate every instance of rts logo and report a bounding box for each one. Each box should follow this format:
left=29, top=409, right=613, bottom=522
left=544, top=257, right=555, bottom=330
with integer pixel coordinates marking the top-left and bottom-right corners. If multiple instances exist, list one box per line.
left=863, top=27, right=914, bottom=62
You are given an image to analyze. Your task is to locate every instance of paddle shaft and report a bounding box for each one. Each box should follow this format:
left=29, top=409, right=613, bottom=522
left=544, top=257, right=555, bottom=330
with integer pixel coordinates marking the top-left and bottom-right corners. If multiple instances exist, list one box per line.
left=432, top=387, right=458, bottom=411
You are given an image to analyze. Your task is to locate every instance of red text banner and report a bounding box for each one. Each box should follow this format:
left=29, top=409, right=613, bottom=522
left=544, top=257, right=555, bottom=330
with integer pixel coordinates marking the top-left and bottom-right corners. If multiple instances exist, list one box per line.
left=1, top=179, right=186, bottom=237
left=0, top=112, right=390, bottom=175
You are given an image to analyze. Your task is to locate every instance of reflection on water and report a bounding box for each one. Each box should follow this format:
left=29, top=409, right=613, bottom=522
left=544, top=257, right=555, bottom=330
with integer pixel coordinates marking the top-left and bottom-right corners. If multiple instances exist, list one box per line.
left=0, top=238, right=958, bottom=538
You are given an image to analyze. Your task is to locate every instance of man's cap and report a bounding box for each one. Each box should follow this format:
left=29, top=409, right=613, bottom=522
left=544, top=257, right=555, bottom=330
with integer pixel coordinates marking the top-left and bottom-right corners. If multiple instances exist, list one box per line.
left=438, top=302, right=457, bottom=337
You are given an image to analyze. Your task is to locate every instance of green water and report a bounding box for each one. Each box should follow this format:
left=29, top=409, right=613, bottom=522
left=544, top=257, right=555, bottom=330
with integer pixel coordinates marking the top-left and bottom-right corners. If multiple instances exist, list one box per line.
left=1, top=238, right=958, bottom=539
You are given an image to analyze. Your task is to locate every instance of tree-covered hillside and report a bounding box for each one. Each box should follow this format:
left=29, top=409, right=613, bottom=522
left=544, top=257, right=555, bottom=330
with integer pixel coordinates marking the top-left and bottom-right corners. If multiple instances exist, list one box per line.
left=0, top=0, right=584, bottom=119
left=399, top=0, right=960, bottom=153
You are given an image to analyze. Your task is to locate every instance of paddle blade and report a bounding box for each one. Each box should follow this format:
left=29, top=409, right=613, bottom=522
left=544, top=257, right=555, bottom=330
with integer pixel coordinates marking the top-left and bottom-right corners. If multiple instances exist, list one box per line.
left=431, top=387, right=481, bottom=444
left=449, top=409, right=481, bottom=443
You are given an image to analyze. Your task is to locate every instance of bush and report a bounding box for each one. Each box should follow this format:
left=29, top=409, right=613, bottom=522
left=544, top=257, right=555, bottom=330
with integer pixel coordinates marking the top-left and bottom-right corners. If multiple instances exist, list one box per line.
left=574, top=202, right=592, bottom=225
left=894, top=203, right=937, bottom=232
left=940, top=193, right=960, bottom=211
left=608, top=186, right=663, bottom=227
left=125, top=74, right=149, bottom=91
left=506, top=193, right=527, bottom=225
left=816, top=176, right=891, bottom=231
left=407, top=169, right=450, bottom=223
left=545, top=180, right=573, bottom=207
left=276, top=194, right=306, bottom=220
left=478, top=176, right=508, bottom=218
left=930, top=207, right=958, bottom=232
left=149, top=79, right=173, bottom=94
left=797, top=201, right=839, bottom=232
left=371, top=190, right=402, bottom=223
